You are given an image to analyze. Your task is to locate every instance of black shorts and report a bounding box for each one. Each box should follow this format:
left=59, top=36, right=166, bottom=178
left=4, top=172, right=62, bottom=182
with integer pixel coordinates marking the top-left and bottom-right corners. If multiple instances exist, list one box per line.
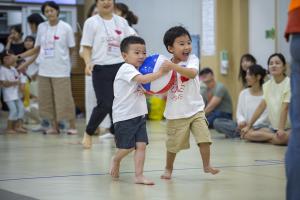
left=114, top=115, right=148, bottom=149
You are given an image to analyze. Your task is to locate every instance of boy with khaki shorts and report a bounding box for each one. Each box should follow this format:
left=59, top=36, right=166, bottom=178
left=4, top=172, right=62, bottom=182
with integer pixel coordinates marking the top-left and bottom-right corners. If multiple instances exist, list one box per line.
left=160, top=26, right=220, bottom=179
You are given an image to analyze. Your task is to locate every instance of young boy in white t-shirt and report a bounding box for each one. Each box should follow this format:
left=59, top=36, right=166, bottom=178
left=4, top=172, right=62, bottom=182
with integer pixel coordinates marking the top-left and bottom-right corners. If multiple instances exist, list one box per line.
left=160, top=26, right=219, bottom=179
left=110, top=36, right=169, bottom=185
left=0, top=50, right=26, bottom=134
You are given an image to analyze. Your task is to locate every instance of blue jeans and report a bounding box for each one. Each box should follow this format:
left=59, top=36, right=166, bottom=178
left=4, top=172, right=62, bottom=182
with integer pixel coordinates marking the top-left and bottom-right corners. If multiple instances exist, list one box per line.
left=206, top=110, right=232, bottom=128
left=213, top=118, right=239, bottom=138
left=286, top=34, right=300, bottom=200
left=6, top=99, right=25, bottom=120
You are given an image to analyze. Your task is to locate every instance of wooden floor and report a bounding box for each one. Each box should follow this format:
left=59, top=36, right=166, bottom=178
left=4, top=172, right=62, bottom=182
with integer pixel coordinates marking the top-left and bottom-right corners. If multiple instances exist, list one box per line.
left=0, top=118, right=287, bottom=200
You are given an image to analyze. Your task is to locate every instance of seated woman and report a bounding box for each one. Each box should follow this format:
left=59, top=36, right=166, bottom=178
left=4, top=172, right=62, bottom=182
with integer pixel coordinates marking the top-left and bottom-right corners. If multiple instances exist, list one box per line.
left=214, top=64, right=269, bottom=138
left=241, top=53, right=291, bottom=145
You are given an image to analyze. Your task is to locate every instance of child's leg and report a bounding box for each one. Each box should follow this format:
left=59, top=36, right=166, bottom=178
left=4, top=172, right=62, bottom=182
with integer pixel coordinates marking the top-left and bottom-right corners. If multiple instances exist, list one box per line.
left=198, top=143, right=219, bottom=175
left=6, top=120, right=16, bottom=134
left=15, top=99, right=27, bottom=133
left=134, top=142, right=154, bottom=185
left=110, top=148, right=134, bottom=178
left=6, top=100, right=17, bottom=133
left=161, top=151, right=177, bottom=179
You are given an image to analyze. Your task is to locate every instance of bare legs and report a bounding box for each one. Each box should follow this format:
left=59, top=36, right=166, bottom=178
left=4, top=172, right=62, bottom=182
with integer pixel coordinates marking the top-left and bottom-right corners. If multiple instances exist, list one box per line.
left=199, top=143, right=220, bottom=174
left=243, top=128, right=290, bottom=145
left=110, top=142, right=154, bottom=185
left=160, top=151, right=176, bottom=179
left=161, top=143, right=219, bottom=179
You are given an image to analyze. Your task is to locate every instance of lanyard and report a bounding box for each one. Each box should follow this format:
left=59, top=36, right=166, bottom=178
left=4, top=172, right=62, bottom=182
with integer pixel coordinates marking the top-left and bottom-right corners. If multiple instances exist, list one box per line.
left=99, top=16, right=119, bottom=40
left=44, top=21, right=59, bottom=47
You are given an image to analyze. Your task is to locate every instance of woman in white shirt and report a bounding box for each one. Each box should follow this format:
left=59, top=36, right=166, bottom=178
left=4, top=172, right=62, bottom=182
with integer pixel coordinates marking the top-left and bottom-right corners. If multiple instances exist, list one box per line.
left=214, top=64, right=269, bottom=138
left=17, top=1, right=77, bottom=135
left=80, top=0, right=133, bottom=148
left=81, top=3, right=111, bottom=136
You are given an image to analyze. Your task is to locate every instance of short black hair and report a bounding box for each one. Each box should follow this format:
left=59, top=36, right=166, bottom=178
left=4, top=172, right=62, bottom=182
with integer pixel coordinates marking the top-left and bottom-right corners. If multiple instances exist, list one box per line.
left=24, top=35, right=36, bottom=43
left=163, top=26, right=191, bottom=53
left=41, top=1, right=60, bottom=16
left=247, top=64, right=267, bottom=87
left=27, top=13, right=45, bottom=26
left=9, top=24, right=23, bottom=37
left=199, top=67, right=214, bottom=76
left=95, top=0, right=115, bottom=4
left=0, top=49, right=13, bottom=63
left=120, top=36, right=145, bottom=53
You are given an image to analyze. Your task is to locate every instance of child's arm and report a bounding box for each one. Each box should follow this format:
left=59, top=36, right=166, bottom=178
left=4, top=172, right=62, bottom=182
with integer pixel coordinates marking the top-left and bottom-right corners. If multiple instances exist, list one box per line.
left=162, top=60, right=198, bottom=79
left=133, top=66, right=170, bottom=84
left=1, top=80, right=19, bottom=87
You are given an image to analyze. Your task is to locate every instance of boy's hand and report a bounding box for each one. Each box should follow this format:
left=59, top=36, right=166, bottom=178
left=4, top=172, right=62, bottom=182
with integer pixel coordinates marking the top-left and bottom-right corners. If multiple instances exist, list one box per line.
left=160, top=60, right=173, bottom=73
left=85, top=63, right=94, bottom=76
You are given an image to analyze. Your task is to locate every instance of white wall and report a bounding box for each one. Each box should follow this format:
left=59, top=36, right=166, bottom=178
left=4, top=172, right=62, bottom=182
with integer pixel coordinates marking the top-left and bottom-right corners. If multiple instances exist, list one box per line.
left=249, top=0, right=291, bottom=67
left=249, top=0, right=275, bottom=68
left=117, top=0, right=202, bottom=57
left=277, top=0, right=290, bottom=62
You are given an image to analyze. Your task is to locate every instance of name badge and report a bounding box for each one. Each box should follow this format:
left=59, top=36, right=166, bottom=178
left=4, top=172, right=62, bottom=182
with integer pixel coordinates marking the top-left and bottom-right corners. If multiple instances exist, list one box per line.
left=44, top=48, right=55, bottom=58
left=107, top=38, right=120, bottom=57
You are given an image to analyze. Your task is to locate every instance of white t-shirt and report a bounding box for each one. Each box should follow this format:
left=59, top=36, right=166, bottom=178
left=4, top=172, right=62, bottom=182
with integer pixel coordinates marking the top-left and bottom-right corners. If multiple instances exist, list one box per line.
left=263, top=77, right=291, bottom=129
left=236, top=88, right=269, bottom=127
left=35, top=20, right=75, bottom=77
left=164, top=54, right=205, bottom=119
left=80, top=14, right=133, bottom=66
left=0, top=66, right=20, bottom=102
left=112, top=63, right=147, bottom=123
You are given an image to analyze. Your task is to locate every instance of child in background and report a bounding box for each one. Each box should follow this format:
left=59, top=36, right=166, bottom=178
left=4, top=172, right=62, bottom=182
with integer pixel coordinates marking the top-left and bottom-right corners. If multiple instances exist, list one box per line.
left=160, top=26, right=219, bottom=179
left=21, top=36, right=40, bottom=124
left=0, top=50, right=26, bottom=133
left=110, top=36, right=169, bottom=185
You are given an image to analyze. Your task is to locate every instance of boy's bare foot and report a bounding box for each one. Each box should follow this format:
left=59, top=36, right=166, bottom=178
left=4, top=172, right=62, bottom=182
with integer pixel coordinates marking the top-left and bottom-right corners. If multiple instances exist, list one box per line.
left=82, top=132, right=92, bottom=149
left=110, top=157, right=120, bottom=179
left=204, top=166, right=220, bottom=175
left=160, top=168, right=172, bottom=179
left=135, top=176, right=155, bottom=185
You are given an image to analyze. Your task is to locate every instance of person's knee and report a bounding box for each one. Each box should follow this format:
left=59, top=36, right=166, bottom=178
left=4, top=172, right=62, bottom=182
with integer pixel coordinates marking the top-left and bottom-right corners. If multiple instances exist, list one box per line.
left=136, top=142, right=147, bottom=151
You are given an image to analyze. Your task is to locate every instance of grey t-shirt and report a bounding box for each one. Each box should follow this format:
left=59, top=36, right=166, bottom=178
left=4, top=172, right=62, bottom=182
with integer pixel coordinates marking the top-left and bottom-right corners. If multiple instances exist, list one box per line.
left=201, top=82, right=233, bottom=114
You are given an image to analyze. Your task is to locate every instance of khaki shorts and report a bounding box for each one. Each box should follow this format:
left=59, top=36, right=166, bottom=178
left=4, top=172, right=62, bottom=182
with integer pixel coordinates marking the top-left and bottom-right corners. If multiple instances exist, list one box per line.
left=166, top=111, right=212, bottom=153
left=38, top=76, right=75, bottom=121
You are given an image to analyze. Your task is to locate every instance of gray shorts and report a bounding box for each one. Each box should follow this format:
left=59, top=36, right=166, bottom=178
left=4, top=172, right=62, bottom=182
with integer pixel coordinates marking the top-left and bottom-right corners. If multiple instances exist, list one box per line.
left=114, top=115, right=148, bottom=149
